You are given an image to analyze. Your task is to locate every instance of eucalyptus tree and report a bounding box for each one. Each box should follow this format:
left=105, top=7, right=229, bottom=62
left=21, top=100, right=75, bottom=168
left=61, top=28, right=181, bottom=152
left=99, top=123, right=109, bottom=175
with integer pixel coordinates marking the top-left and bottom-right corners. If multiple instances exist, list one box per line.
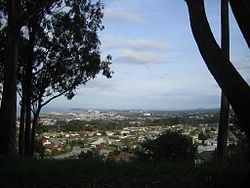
left=17, top=0, right=112, bottom=157
left=185, top=0, right=250, bottom=138
left=0, top=0, right=21, bottom=155
left=0, top=0, right=61, bottom=155
left=0, top=0, right=112, bottom=157
left=217, top=0, right=230, bottom=163
left=229, top=0, right=250, bottom=48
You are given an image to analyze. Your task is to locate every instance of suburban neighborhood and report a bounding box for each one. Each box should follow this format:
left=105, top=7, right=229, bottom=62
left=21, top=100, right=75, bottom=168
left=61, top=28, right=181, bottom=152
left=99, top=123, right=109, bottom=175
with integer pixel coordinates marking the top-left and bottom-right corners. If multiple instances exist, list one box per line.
left=24, top=109, right=238, bottom=162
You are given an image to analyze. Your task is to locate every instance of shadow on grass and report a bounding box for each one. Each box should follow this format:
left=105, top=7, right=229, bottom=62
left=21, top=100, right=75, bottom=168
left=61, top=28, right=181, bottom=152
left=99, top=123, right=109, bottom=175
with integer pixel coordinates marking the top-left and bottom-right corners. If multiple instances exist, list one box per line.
left=0, top=157, right=249, bottom=188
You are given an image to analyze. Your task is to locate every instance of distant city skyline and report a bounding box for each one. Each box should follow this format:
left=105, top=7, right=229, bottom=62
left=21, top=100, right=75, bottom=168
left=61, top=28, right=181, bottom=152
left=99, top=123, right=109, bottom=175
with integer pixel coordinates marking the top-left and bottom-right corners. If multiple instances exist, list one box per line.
left=45, top=0, right=250, bottom=111
left=36, top=106, right=221, bottom=114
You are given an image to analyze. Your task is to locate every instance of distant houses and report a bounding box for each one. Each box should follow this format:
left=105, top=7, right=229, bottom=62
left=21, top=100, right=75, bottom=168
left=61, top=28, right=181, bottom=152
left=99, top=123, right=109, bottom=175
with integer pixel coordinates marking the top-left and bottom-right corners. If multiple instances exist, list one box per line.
left=90, top=138, right=105, bottom=148
left=42, top=139, right=62, bottom=152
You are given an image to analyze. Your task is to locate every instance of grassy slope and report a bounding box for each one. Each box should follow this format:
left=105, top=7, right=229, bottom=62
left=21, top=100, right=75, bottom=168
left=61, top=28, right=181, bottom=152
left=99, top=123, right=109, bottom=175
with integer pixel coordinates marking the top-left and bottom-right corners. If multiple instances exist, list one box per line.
left=0, top=158, right=249, bottom=188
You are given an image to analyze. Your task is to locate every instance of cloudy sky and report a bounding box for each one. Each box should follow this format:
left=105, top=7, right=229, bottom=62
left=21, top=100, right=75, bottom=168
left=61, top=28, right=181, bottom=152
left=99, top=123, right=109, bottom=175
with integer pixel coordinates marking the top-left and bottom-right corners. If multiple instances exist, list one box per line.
left=46, top=0, right=250, bottom=111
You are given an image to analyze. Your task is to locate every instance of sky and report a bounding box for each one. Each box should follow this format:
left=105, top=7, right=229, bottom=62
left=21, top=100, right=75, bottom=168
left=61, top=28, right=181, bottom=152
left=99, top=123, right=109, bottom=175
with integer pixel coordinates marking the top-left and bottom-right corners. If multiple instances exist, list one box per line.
left=45, top=0, right=250, bottom=111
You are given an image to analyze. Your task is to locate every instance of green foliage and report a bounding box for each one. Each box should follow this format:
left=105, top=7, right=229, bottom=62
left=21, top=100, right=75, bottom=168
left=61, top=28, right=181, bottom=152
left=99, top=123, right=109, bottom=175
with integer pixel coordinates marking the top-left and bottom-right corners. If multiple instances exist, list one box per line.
left=227, top=138, right=250, bottom=163
left=146, top=117, right=187, bottom=126
left=224, top=114, right=250, bottom=163
left=107, top=149, right=120, bottom=161
left=69, top=140, right=81, bottom=148
left=0, top=0, right=113, bottom=157
left=50, top=148, right=72, bottom=157
left=226, top=128, right=250, bottom=164
left=36, top=122, right=48, bottom=135
left=26, top=0, right=113, bottom=113
left=78, top=149, right=102, bottom=160
left=198, top=132, right=208, bottom=141
left=140, top=130, right=197, bottom=162
left=212, top=114, right=250, bottom=163
left=46, top=119, right=128, bottom=132
left=50, top=120, right=93, bottom=132
left=1, top=0, right=113, bottom=115
left=93, top=121, right=125, bottom=131
left=145, top=114, right=219, bottom=127
left=34, top=138, right=46, bottom=159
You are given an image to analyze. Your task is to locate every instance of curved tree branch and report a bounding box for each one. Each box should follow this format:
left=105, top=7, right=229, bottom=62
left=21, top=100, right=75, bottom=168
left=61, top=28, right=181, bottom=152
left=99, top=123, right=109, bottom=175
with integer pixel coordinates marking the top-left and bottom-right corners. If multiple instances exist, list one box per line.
left=40, top=90, right=68, bottom=108
left=185, top=0, right=250, bottom=138
left=229, top=0, right=250, bottom=48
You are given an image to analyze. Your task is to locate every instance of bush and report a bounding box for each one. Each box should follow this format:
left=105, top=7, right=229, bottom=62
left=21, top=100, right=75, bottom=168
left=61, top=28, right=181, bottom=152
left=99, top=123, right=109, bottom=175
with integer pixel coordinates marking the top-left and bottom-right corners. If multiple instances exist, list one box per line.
left=227, top=136, right=250, bottom=164
left=78, top=149, right=103, bottom=160
left=140, top=130, right=197, bottom=163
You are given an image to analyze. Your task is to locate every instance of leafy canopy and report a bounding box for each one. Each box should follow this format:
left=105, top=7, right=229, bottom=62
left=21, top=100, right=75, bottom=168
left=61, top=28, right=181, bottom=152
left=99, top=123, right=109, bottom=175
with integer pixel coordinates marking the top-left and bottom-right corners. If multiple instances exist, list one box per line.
left=0, top=0, right=113, bottom=110
left=141, top=130, right=197, bottom=162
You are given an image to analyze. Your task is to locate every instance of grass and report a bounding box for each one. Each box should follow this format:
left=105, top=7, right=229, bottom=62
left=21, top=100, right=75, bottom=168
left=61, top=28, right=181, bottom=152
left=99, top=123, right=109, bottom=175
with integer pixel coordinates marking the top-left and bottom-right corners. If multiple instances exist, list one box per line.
left=0, top=157, right=249, bottom=188
left=50, top=148, right=73, bottom=157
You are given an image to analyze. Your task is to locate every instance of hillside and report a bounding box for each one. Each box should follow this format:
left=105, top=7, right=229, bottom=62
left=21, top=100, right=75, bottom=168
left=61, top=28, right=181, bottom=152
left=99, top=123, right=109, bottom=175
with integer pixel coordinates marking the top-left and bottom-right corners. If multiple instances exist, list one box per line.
left=1, top=158, right=249, bottom=188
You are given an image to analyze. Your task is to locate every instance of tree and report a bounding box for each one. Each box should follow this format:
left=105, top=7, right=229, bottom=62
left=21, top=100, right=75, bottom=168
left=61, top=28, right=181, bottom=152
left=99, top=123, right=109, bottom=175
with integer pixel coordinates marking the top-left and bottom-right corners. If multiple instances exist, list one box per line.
left=140, top=130, right=197, bottom=162
left=228, top=0, right=250, bottom=48
left=20, top=0, right=112, bottom=158
left=226, top=115, right=250, bottom=163
left=78, top=149, right=102, bottom=160
left=217, top=0, right=230, bottom=163
left=33, top=138, right=46, bottom=159
left=198, top=132, right=207, bottom=141
left=0, top=0, right=60, bottom=156
left=185, top=0, right=250, bottom=139
left=0, top=0, right=112, bottom=157
left=0, top=0, right=21, bottom=155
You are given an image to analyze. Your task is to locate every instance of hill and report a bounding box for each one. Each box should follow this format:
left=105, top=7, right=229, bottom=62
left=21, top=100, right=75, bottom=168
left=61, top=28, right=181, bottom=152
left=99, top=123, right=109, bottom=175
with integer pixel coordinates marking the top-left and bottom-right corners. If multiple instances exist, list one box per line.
left=0, top=158, right=249, bottom=188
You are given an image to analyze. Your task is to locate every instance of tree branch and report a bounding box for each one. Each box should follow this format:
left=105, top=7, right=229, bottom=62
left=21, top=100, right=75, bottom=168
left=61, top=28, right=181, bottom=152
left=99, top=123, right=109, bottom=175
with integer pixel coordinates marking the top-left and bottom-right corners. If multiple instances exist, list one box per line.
left=40, top=90, right=68, bottom=108
left=185, top=0, right=250, bottom=138
left=229, top=0, right=250, bottom=48
left=2, top=0, right=58, bottom=31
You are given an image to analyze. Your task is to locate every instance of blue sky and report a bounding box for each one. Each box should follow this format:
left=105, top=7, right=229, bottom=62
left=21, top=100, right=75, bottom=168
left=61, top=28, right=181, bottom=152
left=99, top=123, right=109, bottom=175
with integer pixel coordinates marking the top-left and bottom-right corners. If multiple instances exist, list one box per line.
left=46, top=0, right=250, bottom=110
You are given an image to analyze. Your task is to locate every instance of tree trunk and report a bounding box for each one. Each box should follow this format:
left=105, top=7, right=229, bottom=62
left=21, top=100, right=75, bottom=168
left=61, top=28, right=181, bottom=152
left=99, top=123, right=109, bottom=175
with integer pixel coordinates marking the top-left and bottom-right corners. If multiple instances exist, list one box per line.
left=24, top=25, right=35, bottom=158
left=229, top=0, right=250, bottom=48
left=0, top=0, right=21, bottom=155
left=217, top=0, right=230, bottom=163
left=185, top=0, right=250, bottom=138
left=18, top=94, right=26, bottom=157
left=217, top=93, right=230, bottom=162
left=30, top=108, right=41, bottom=158
left=24, top=95, right=31, bottom=157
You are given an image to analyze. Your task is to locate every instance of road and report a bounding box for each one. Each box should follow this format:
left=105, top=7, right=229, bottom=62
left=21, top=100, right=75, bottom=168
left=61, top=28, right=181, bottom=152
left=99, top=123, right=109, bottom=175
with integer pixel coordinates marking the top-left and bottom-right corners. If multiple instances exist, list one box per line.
left=53, top=147, right=89, bottom=159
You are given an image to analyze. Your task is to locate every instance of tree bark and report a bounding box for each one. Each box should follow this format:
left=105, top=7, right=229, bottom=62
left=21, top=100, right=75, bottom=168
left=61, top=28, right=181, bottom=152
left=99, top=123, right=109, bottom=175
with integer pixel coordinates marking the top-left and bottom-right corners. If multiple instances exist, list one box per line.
left=0, top=0, right=21, bottom=155
left=185, top=0, right=250, bottom=138
left=217, top=0, right=230, bottom=163
left=217, top=93, right=230, bottom=162
left=18, top=95, right=26, bottom=157
left=30, top=108, right=41, bottom=158
left=24, top=24, right=35, bottom=158
left=229, top=0, right=250, bottom=48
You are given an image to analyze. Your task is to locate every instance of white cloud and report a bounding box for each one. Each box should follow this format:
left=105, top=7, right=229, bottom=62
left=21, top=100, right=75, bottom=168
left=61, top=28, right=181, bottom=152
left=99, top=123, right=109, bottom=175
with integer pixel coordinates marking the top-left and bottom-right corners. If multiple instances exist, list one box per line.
left=101, top=35, right=123, bottom=49
left=126, top=39, right=169, bottom=51
left=98, top=91, right=123, bottom=97
left=233, top=56, right=250, bottom=70
left=82, top=78, right=115, bottom=90
left=104, top=11, right=144, bottom=24
left=235, top=62, right=250, bottom=70
left=102, top=35, right=169, bottom=51
left=115, top=49, right=167, bottom=64
left=145, top=93, right=220, bottom=110
left=101, top=35, right=171, bottom=65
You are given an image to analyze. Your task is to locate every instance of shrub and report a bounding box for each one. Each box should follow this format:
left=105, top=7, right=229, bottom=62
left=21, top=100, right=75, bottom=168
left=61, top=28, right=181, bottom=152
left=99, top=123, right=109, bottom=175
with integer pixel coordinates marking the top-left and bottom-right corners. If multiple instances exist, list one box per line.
left=140, top=130, right=197, bottom=163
